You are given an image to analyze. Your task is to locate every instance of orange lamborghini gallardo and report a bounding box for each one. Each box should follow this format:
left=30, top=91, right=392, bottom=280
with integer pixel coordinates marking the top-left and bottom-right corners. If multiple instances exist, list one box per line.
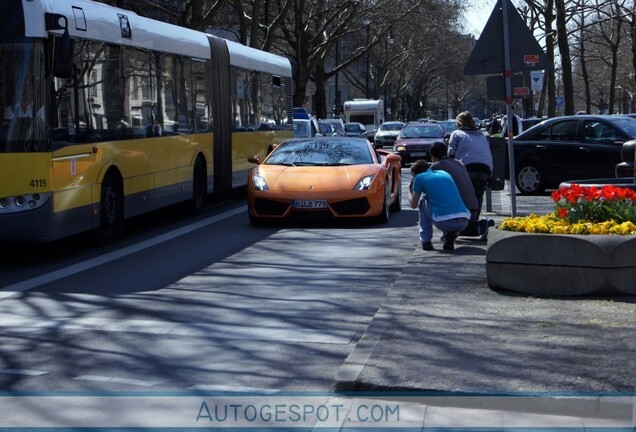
left=247, top=137, right=402, bottom=223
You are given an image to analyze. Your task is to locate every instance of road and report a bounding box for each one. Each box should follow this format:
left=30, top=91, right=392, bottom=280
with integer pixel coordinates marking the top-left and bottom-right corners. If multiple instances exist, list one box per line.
left=0, top=178, right=418, bottom=393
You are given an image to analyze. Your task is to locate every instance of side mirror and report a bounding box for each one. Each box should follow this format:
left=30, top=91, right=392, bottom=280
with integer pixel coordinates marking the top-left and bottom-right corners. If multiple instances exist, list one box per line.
left=247, top=155, right=262, bottom=164
left=46, top=14, right=74, bottom=79
left=385, top=153, right=401, bottom=164
left=53, top=29, right=75, bottom=79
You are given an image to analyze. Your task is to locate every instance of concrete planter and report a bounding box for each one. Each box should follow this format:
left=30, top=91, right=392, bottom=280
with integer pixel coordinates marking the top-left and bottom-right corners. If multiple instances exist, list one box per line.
left=486, top=228, right=636, bottom=296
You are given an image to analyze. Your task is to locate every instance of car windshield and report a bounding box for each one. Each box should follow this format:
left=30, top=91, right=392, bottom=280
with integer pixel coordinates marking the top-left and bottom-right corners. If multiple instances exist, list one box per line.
left=379, top=122, right=403, bottom=131
left=265, top=139, right=374, bottom=166
left=326, top=120, right=344, bottom=133
left=345, top=124, right=361, bottom=133
left=439, top=121, right=456, bottom=134
left=293, top=121, right=309, bottom=138
left=400, top=125, right=443, bottom=138
left=319, top=122, right=334, bottom=135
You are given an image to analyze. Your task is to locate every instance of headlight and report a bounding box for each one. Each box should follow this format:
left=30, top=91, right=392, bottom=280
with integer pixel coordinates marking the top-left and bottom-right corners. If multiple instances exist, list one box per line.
left=395, top=145, right=406, bottom=152
left=14, top=196, right=27, bottom=207
left=354, top=175, right=375, bottom=190
left=253, top=174, right=269, bottom=191
left=0, top=192, right=51, bottom=214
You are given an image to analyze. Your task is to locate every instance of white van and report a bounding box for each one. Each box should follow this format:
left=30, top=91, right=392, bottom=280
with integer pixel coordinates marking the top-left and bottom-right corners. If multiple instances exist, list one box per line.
left=343, top=99, right=385, bottom=139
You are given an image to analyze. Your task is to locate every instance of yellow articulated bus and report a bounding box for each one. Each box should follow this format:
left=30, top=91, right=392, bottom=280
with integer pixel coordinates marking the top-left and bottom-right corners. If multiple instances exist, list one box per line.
left=0, top=0, right=292, bottom=243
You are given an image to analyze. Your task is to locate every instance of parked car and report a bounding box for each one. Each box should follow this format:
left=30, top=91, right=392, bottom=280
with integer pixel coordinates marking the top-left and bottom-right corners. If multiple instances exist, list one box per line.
left=246, top=137, right=402, bottom=223
left=373, top=121, right=405, bottom=148
left=344, top=122, right=366, bottom=137
left=322, top=118, right=346, bottom=136
left=512, top=115, right=636, bottom=194
left=520, top=117, right=547, bottom=132
left=615, top=139, right=636, bottom=178
left=392, top=121, right=446, bottom=165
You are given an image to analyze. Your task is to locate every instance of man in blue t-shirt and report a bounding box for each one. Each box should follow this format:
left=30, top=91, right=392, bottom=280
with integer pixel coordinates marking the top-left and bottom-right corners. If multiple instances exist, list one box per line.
left=408, top=159, right=470, bottom=251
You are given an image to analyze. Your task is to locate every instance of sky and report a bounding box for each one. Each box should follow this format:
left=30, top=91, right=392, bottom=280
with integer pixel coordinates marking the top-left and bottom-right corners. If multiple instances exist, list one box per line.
left=463, top=0, right=499, bottom=38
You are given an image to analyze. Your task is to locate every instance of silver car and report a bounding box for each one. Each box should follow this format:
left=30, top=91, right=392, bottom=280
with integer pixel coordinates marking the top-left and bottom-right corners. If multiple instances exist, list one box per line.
left=374, top=121, right=405, bottom=148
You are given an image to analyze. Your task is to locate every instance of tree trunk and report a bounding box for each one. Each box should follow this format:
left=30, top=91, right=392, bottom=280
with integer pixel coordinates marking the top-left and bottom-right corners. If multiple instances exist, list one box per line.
left=545, top=0, right=556, bottom=117
left=293, top=69, right=309, bottom=108
left=313, top=65, right=328, bottom=119
left=632, top=6, right=636, bottom=107
left=578, top=12, right=592, bottom=114
left=555, top=0, right=574, bottom=115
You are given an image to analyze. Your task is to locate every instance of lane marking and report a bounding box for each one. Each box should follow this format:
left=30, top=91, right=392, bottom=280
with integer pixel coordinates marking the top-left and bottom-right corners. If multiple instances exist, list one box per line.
left=73, top=375, right=162, bottom=387
left=0, top=368, right=48, bottom=376
left=187, top=385, right=281, bottom=394
left=0, top=206, right=246, bottom=300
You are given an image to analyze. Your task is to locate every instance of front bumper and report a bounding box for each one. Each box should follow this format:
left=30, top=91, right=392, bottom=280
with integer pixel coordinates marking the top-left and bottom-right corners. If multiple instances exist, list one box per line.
left=374, top=136, right=398, bottom=147
left=393, top=146, right=432, bottom=164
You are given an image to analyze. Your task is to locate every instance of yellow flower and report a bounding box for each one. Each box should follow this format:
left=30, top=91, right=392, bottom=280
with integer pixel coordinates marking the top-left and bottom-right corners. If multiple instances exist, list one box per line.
left=499, top=213, right=636, bottom=235
left=551, top=225, right=568, bottom=234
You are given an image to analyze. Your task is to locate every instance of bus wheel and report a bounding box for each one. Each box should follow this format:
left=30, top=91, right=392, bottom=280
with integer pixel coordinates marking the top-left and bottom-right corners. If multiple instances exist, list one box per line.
left=190, top=158, right=207, bottom=214
left=95, top=174, right=124, bottom=245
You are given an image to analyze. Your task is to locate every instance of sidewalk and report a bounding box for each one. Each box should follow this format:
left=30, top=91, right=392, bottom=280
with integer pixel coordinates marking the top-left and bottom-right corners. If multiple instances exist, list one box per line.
left=333, top=184, right=636, bottom=428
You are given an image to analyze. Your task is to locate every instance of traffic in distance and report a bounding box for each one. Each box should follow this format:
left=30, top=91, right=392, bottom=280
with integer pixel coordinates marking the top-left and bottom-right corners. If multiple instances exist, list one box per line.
left=2, top=0, right=636, bottom=245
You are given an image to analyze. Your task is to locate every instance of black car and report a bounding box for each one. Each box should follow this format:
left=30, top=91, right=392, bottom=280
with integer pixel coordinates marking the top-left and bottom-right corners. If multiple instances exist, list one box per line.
left=512, top=115, right=636, bottom=194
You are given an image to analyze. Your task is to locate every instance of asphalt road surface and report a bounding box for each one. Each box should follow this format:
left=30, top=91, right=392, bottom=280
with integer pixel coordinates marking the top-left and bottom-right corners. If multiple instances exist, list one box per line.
left=0, top=186, right=417, bottom=393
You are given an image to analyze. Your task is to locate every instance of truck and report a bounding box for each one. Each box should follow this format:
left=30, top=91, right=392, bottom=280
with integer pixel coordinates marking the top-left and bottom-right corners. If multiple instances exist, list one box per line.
left=343, top=99, right=384, bottom=141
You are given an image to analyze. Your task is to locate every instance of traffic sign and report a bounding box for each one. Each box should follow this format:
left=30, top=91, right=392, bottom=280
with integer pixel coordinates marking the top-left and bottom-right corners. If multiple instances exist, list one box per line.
left=530, top=70, right=544, bottom=92
left=524, top=54, right=540, bottom=65
left=464, top=0, right=551, bottom=75
left=556, top=97, right=564, bottom=107
left=514, top=87, right=529, bottom=96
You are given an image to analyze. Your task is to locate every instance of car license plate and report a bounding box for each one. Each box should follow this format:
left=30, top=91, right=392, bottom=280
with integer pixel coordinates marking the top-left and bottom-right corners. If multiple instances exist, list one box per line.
left=292, top=199, right=328, bottom=209
left=411, top=152, right=427, bottom=157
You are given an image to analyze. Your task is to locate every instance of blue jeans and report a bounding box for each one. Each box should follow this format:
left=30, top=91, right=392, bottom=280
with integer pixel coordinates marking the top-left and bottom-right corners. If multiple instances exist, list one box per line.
left=418, top=199, right=469, bottom=243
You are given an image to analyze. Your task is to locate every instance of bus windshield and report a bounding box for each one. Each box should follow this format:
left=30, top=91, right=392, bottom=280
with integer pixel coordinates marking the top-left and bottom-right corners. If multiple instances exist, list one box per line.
left=0, top=39, right=49, bottom=152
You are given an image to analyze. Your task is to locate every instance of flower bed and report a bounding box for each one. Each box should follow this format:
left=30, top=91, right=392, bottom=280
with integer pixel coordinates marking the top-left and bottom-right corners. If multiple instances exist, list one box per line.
left=486, top=184, right=636, bottom=296
left=500, top=184, right=636, bottom=235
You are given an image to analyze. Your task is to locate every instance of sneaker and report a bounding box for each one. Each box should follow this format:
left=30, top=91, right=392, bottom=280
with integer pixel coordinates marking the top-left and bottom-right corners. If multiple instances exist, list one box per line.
left=421, top=241, right=434, bottom=251
left=443, top=232, right=457, bottom=251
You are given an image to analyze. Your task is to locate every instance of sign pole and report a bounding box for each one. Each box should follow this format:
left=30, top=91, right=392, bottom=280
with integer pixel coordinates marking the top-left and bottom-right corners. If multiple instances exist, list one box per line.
left=502, top=0, right=517, bottom=217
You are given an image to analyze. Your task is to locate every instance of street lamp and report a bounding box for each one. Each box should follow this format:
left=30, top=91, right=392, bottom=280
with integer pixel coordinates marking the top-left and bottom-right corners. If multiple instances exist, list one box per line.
left=334, top=38, right=340, bottom=116
left=383, top=30, right=394, bottom=118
